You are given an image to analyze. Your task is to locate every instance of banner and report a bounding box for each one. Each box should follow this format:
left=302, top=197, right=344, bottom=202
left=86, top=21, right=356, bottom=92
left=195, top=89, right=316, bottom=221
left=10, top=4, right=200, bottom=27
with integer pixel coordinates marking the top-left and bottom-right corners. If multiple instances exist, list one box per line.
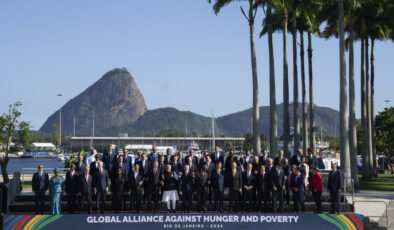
left=3, top=213, right=363, bottom=230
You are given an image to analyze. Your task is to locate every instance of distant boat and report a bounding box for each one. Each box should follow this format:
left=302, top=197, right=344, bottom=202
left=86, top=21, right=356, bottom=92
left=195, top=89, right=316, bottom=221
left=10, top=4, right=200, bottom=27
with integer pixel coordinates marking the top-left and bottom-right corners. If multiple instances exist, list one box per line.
left=57, top=154, right=65, bottom=162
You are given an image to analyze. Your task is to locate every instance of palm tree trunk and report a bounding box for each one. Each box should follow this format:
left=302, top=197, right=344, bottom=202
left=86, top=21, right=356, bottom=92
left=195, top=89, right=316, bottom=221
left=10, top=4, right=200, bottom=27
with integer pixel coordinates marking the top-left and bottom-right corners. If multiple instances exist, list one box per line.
left=338, top=0, right=351, bottom=180
left=283, top=13, right=291, bottom=159
left=300, top=30, right=308, bottom=154
left=360, top=38, right=369, bottom=179
left=365, top=37, right=373, bottom=178
left=248, top=0, right=261, bottom=156
left=370, top=38, right=377, bottom=175
left=267, top=5, right=278, bottom=157
left=292, top=2, right=300, bottom=155
left=348, top=13, right=359, bottom=188
left=307, top=31, right=316, bottom=153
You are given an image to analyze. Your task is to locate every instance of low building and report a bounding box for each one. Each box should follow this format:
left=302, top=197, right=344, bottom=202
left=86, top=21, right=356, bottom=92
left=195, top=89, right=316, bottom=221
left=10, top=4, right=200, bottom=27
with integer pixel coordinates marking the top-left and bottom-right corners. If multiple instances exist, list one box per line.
left=29, top=143, right=56, bottom=151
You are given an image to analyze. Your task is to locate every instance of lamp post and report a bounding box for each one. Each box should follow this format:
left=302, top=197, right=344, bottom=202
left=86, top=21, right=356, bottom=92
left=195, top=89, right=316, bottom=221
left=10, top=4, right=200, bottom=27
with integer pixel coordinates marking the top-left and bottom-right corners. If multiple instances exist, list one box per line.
left=57, top=94, right=63, bottom=148
left=385, top=100, right=390, bottom=108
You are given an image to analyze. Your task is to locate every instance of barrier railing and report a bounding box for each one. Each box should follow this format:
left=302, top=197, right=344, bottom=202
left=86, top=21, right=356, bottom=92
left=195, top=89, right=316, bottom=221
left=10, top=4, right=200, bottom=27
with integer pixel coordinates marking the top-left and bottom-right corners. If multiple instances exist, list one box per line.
left=21, top=168, right=69, bottom=194
left=354, top=200, right=388, bottom=229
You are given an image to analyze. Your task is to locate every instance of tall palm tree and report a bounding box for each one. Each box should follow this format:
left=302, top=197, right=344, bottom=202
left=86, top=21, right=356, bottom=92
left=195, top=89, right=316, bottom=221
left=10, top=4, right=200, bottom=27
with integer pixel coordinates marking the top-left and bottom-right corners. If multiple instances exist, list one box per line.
left=348, top=0, right=359, bottom=188
left=209, top=0, right=262, bottom=156
left=300, top=30, right=308, bottom=155
left=291, top=0, right=300, bottom=155
left=338, top=0, right=351, bottom=180
left=282, top=1, right=291, bottom=159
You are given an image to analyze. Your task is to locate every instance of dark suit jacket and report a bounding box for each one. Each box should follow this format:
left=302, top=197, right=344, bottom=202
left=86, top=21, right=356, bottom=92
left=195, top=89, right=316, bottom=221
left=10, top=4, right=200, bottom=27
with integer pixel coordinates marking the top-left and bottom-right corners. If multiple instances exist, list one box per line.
left=327, top=170, right=343, bottom=191
left=146, top=168, right=162, bottom=190
left=138, top=160, right=151, bottom=177
left=78, top=173, right=93, bottom=195
left=75, top=162, right=86, bottom=174
left=164, top=155, right=173, bottom=165
left=259, top=155, right=268, bottom=166
left=226, top=169, right=242, bottom=190
left=32, top=172, right=49, bottom=193
left=102, top=151, right=117, bottom=174
left=65, top=170, right=79, bottom=194
left=274, top=156, right=286, bottom=167
left=129, top=171, right=144, bottom=192
left=185, top=155, right=198, bottom=166
left=93, top=169, right=109, bottom=192
left=186, top=163, right=197, bottom=172
left=89, top=161, right=99, bottom=176
left=293, top=173, right=305, bottom=194
left=181, top=171, right=195, bottom=192
left=242, top=171, right=255, bottom=190
left=170, top=161, right=182, bottom=173
left=271, top=168, right=286, bottom=191
left=195, top=171, right=209, bottom=191
left=210, top=153, right=224, bottom=165
left=224, top=156, right=238, bottom=172
left=290, top=154, right=302, bottom=166
left=149, top=152, right=161, bottom=163
left=255, top=172, right=268, bottom=192
left=210, top=169, right=225, bottom=192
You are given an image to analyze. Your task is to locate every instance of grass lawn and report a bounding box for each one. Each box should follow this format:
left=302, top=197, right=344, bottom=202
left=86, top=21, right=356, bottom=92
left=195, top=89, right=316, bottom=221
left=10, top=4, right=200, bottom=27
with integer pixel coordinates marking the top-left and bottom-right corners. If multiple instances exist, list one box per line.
left=359, top=173, right=394, bottom=191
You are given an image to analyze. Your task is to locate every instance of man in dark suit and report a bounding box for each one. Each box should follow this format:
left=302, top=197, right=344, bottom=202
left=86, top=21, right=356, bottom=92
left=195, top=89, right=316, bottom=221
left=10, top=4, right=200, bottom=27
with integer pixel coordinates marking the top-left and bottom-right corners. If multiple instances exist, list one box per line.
left=282, top=158, right=291, bottom=204
left=290, top=148, right=303, bottom=166
left=75, top=155, right=86, bottom=174
left=186, top=156, right=197, bottom=172
left=90, top=154, right=101, bottom=176
left=164, top=148, right=174, bottom=165
left=259, top=149, right=269, bottom=166
left=274, top=150, right=286, bottom=167
left=244, top=149, right=253, bottom=165
left=147, top=161, right=161, bottom=212
left=123, top=149, right=133, bottom=176
left=265, top=158, right=274, bottom=205
left=293, top=166, right=305, bottom=213
left=78, top=166, right=93, bottom=214
left=198, top=151, right=209, bottom=170
left=171, top=155, right=182, bottom=173
left=252, top=156, right=261, bottom=174
left=327, top=163, right=343, bottom=214
left=180, top=165, right=195, bottom=212
left=307, top=147, right=317, bottom=168
left=271, top=163, right=286, bottom=213
left=210, top=161, right=225, bottom=213
left=226, top=162, right=242, bottom=212
left=255, top=165, right=268, bottom=212
left=211, top=146, right=224, bottom=165
left=138, top=153, right=151, bottom=177
left=149, top=146, right=161, bottom=163
left=129, top=163, right=144, bottom=213
left=196, top=165, right=209, bottom=212
left=32, top=164, right=49, bottom=214
left=242, top=163, right=255, bottom=212
left=102, top=145, right=117, bottom=178
left=205, top=156, right=215, bottom=203
left=66, top=164, right=79, bottom=214
left=159, top=155, right=167, bottom=172
left=185, top=149, right=198, bottom=166
left=93, top=161, right=108, bottom=213
left=224, top=150, right=237, bottom=174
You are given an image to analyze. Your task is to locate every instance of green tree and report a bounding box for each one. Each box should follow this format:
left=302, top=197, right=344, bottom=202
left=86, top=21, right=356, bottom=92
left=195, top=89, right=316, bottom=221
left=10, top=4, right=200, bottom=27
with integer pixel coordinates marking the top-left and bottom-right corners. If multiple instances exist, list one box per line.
left=209, top=0, right=261, bottom=156
left=375, top=107, right=394, bottom=156
left=52, top=124, right=60, bottom=147
left=0, top=102, right=22, bottom=183
left=16, top=121, right=34, bottom=149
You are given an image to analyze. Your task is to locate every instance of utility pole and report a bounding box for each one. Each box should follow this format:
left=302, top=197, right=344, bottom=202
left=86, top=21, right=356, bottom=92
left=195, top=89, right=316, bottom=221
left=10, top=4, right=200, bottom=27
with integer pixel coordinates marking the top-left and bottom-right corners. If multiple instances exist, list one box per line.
left=57, top=94, right=63, bottom=148
left=211, top=109, right=215, bottom=152
left=73, top=116, right=76, bottom=137
left=92, top=110, right=95, bottom=137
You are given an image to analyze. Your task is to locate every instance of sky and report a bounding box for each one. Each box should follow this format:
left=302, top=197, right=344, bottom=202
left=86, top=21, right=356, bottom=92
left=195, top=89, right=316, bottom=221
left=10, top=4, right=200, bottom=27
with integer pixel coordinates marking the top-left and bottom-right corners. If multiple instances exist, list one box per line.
left=0, top=0, right=393, bottom=130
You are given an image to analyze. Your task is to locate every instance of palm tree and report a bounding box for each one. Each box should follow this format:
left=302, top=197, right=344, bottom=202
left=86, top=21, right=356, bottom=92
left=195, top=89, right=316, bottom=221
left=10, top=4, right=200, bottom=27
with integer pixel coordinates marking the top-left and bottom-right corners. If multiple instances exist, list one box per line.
left=338, top=0, right=351, bottom=180
left=300, top=29, right=308, bottom=155
left=209, top=0, right=261, bottom=156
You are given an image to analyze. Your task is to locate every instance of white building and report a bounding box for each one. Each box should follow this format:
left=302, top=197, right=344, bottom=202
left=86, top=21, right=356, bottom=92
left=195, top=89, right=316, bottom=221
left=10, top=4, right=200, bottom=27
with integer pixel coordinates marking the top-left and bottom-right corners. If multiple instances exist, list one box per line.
left=29, top=143, right=56, bottom=150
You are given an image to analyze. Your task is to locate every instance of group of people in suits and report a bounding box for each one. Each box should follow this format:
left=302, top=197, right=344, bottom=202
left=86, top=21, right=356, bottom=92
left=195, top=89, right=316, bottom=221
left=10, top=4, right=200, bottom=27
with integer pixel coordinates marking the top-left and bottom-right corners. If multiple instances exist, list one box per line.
left=32, top=145, right=344, bottom=214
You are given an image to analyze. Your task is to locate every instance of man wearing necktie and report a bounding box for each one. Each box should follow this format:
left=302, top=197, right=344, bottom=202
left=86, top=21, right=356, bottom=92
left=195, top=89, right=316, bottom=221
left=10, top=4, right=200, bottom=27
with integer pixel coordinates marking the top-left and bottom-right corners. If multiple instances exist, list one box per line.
left=66, top=164, right=79, bottom=214
left=271, top=163, right=286, bottom=213
left=210, top=146, right=224, bottom=165
left=196, top=165, right=209, bottom=212
left=274, top=150, right=286, bottom=167
left=227, top=162, right=242, bottom=212
left=256, top=165, right=268, bottom=212
left=293, top=166, right=305, bottom=213
left=149, top=146, right=160, bottom=163
left=186, top=157, right=196, bottom=172
left=210, top=162, right=225, bottom=213
left=147, top=162, right=161, bottom=212
left=259, top=149, right=268, bottom=166
left=93, top=162, right=108, bottom=214
left=78, top=166, right=92, bottom=214
left=164, top=148, right=173, bottom=164
left=75, top=155, right=86, bottom=174
left=242, top=163, right=255, bottom=212
left=327, top=163, right=343, bottom=214
left=32, top=165, right=49, bottom=214
left=129, top=164, right=143, bottom=213
left=180, top=165, right=194, bottom=212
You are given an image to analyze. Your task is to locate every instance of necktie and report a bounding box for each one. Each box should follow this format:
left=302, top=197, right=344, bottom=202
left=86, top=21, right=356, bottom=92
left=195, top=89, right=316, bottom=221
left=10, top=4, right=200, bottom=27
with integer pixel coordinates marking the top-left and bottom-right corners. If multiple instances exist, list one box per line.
left=40, top=172, right=42, bottom=177
left=85, top=175, right=88, bottom=182
left=202, top=172, right=205, bottom=180
left=217, top=170, right=220, bottom=176
left=233, top=170, right=235, bottom=177
left=154, top=169, right=156, bottom=177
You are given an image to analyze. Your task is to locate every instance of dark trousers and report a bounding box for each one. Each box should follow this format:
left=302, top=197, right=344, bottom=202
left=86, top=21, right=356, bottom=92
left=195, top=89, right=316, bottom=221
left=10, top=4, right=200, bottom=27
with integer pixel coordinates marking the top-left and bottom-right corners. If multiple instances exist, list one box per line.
left=147, top=187, right=160, bottom=211
left=34, top=191, right=45, bottom=214
left=294, top=191, right=305, bottom=213
left=257, top=189, right=267, bottom=212
left=242, top=190, right=254, bottom=212
left=130, top=190, right=142, bottom=212
left=182, top=189, right=193, bottom=212
left=272, top=189, right=284, bottom=213
left=96, top=191, right=106, bottom=213
left=285, top=181, right=291, bottom=203
left=67, top=192, right=77, bottom=213
left=313, top=190, right=323, bottom=213
left=197, top=189, right=207, bottom=211
left=80, top=194, right=92, bottom=213
left=330, top=190, right=341, bottom=213
left=213, top=189, right=224, bottom=212
left=229, top=189, right=240, bottom=212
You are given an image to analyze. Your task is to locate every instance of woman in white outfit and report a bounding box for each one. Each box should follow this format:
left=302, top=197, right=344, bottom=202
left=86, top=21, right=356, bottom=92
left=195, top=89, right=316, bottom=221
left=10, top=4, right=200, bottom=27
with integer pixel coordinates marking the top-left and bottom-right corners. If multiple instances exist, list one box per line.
left=161, top=164, right=179, bottom=213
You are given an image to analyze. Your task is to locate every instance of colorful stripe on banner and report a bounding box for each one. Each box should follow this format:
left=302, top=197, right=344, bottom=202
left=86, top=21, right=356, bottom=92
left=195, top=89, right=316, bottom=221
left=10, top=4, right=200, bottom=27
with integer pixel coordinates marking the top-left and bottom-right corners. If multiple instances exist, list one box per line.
left=318, top=214, right=363, bottom=230
left=4, top=215, right=64, bottom=230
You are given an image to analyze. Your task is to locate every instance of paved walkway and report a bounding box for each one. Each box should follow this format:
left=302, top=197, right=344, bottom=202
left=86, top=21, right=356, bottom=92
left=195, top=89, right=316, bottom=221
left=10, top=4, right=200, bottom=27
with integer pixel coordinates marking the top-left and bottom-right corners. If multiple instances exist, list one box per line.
left=347, top=190, right=394, bottom=229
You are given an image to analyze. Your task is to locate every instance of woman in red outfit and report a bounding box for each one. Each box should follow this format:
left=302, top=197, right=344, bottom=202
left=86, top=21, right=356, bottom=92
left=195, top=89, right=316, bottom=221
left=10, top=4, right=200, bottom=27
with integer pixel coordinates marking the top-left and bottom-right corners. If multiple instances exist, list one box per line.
left=308, top=166, right=323, bottom=213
